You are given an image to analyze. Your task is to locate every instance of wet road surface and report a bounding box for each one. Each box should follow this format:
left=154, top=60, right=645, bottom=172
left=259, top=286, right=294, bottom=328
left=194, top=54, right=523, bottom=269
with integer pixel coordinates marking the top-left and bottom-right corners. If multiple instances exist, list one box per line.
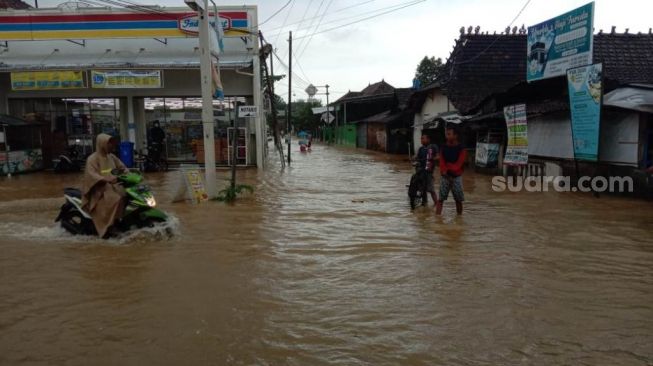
left=1, top=144, right=652, bottom=365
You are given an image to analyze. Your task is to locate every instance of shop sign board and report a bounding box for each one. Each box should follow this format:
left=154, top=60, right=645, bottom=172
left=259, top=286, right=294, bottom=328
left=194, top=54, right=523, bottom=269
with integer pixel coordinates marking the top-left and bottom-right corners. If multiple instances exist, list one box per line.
left=11, top=71, right=85, bottom=91
left=527, top=2, right=594, bottom=82
left=567, top=63, right=603, bottom=161
left=238, top=105, right=258, bottom=118
left=503, top=104, right=528, bottom=166
left=91, top=70, right=162, bottom=89
left=475, top=142, right=500, bottom=168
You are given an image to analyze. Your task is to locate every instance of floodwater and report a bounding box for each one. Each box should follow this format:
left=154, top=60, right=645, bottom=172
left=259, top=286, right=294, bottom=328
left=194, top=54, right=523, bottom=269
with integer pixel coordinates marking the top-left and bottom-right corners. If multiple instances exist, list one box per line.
left=1, top=144, right=652, bottom=365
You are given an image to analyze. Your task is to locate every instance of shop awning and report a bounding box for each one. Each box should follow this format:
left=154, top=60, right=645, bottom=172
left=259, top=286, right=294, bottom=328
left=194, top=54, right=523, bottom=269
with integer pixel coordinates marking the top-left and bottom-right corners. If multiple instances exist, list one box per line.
left=604, top=84, right=653, bottom=113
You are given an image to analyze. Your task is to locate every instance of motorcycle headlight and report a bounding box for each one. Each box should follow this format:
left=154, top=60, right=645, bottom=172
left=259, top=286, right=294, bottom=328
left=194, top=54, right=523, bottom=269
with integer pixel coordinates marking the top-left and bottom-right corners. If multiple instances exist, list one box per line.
left=145, top=196, right=157, bottom=207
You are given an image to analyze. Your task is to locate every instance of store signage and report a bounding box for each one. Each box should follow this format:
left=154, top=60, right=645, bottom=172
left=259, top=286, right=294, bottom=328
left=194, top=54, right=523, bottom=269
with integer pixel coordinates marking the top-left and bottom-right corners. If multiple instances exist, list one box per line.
left=11, top=71, right=85, bottom=91
left=91, top=70, right=162, bottom=89
left=527, top=2, right=594, bottom=82
left=503, top=104, right=528, bottom=166
left=567, top=63, right=603, bottom=161
left=179, top=14, right=229, bottom=35
left=238, top=105, right=258, bottom=118
left=0, top=11, right=249, bottom=40
left=475, top=142, right=500, bottom=168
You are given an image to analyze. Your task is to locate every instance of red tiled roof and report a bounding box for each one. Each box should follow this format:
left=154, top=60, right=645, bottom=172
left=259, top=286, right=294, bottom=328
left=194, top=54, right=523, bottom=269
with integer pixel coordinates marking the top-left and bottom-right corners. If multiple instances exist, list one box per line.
left=0, top=0, right=30, bottom=9
left=444, top=32, right=653, bottom=114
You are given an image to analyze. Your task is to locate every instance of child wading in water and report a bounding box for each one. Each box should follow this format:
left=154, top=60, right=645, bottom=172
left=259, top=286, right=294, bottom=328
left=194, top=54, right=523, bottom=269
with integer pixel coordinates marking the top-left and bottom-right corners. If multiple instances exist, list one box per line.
left=436, top=126, right=466, bottom=215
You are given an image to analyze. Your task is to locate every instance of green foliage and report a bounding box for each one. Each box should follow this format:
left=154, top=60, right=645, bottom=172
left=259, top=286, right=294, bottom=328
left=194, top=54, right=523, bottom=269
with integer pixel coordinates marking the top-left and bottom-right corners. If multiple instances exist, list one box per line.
left=291, top=99, right=323, bottom=132
left=414, top=56, right=444, bottom=87
left=213, top=184, right=254, bottom=203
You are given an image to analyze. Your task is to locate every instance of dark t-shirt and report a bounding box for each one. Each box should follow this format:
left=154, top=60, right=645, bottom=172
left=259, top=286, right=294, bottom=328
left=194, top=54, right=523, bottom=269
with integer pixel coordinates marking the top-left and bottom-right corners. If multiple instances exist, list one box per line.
left=416, top=144, right=438, bottom=172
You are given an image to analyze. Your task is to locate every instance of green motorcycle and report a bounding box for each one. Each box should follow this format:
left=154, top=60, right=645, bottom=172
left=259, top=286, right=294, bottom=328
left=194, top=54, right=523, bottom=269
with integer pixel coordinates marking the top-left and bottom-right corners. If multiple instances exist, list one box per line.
left=56, top=169, right=168, bottom=237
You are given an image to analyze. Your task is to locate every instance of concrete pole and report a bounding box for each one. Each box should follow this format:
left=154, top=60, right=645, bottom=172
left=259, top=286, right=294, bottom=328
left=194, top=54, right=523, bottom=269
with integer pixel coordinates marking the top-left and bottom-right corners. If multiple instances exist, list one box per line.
left=198, top=0, right=217, bottom=197
left=127, top=95, right=136, bottom=144
left=252, top=27, right=264, bottom=170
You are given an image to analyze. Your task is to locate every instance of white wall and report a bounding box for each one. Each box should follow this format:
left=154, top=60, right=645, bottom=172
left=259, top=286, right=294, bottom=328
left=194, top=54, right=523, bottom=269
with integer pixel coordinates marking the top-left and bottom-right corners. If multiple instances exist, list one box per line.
left=412, top=89, right=454, bottom=154
left=528, top=109, right=640, bottom=166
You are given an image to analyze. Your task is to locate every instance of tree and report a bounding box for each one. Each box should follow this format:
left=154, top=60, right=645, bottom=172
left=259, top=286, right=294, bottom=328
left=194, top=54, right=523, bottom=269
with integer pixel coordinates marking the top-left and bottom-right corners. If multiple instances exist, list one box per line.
left=414, top=56, right=444, bottom=87
left=290, top=99, right=322, bottom=132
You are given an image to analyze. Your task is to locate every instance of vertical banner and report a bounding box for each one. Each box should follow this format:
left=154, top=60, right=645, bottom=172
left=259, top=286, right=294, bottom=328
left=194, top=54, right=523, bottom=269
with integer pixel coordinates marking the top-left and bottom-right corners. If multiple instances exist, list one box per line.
left=527, top=2, right=594, bottom=82
left=503, top=104, right=528, bottom=165
left=567, top=63, right=603, bottom=161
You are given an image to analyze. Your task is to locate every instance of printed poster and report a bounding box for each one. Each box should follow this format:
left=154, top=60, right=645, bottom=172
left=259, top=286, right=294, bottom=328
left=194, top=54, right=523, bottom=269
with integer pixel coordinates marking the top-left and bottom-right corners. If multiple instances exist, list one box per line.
left=503, top=104, right=528, bottom=166
left=183, top=169, right=209, bottom=204
left=475, top=142, right=500, bottom=168
left=91, top=70, right=162, bottom=89
left=527, top=2, right=594, bottom=82
left=567, top=63, right=602, bottom=161
left=11, top=71, right=85, bottom=90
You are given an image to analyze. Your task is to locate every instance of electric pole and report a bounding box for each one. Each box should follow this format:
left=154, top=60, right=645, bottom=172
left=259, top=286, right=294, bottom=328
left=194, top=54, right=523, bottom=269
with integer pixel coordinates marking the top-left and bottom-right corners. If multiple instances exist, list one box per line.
left=287, top=31, right=292, bottom=166
left=325, top=84, right=330, bottom=127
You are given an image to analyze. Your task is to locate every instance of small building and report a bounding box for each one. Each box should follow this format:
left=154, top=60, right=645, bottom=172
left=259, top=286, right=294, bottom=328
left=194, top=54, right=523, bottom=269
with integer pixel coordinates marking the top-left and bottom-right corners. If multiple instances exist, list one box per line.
left=408, top=82, right=457, bottom=154
left=441, top=31, right=653, bottom=193
left=0, top=114, right=43, bottom=174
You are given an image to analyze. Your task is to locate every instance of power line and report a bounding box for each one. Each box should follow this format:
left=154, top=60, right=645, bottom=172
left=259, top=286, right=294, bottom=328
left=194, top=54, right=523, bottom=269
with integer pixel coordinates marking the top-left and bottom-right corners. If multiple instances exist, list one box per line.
left=273, top=0, right=296, bottom=45
left=297, top=0, right=334, bottom=58
left=283, top=0, right=419, bottom=34
left=265, top=0, right=377, bottom=32
left=295, top=0, right=325, bottom=56
left=259, top=0, right=294, bottom=27
left=292, top=0, right=426, bottom=40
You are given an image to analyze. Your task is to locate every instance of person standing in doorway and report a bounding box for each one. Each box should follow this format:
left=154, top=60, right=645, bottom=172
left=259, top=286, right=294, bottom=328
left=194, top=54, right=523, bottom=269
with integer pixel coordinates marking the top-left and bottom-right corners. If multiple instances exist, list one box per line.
left=149, top=120, right=166, bottom=162
left=436, top=126, right=466, bottom=215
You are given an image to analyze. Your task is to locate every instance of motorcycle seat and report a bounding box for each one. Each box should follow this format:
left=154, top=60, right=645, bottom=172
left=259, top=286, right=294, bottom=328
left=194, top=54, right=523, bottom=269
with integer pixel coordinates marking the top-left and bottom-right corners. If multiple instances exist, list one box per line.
left=64, top=188, right=82, bottom=198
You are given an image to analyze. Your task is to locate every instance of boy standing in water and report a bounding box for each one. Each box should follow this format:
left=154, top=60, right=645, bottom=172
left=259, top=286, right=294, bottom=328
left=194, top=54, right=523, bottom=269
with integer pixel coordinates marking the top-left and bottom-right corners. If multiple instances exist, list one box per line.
left=415, top=133, right=438, bottom=204
left=437, top=126, right=466, bottom=215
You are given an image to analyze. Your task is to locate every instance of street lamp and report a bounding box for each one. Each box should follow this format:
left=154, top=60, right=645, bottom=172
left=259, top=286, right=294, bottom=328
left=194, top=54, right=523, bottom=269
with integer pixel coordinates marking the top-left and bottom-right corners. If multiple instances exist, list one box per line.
left=186, top=0, right=216, bottom=197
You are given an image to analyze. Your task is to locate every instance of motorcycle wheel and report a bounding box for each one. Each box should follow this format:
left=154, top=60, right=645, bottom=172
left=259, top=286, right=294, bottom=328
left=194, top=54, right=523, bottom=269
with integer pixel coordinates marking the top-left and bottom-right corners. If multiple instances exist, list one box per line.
left=408, top=174, right=421, bottom=210
left=60, top=209, right=95, bottom=236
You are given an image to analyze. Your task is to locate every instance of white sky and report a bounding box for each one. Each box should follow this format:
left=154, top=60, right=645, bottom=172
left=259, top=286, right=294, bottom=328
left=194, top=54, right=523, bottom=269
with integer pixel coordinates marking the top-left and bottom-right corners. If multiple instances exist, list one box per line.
left=36, top=0, right=653, bottom=101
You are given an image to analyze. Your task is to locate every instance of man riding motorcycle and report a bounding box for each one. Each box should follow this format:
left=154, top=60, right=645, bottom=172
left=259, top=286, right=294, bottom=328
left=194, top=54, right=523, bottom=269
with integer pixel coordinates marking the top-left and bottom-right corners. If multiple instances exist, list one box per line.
left=81, top=133, right=127, bottom=238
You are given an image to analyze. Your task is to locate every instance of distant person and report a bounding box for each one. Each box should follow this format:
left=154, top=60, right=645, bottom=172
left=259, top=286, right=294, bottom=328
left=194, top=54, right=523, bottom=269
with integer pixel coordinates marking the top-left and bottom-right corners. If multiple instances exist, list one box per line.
left=415, top=133, right=438, bottom=205
left=436, top=126, right=466, bottom=215
left=82, top=134, right=127, bottom=238
left=149, top=120, right=166, bottom=161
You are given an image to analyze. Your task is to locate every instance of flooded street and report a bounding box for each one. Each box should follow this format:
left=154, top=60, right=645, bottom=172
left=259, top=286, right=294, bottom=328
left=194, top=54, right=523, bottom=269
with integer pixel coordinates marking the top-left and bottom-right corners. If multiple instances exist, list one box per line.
left=1, top=144, right=652, bottom=365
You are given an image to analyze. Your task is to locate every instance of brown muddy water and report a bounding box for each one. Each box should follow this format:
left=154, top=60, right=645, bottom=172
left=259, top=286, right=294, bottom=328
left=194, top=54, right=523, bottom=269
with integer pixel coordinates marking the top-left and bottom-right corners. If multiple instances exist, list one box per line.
left=0, top=144, right=652, bottom=365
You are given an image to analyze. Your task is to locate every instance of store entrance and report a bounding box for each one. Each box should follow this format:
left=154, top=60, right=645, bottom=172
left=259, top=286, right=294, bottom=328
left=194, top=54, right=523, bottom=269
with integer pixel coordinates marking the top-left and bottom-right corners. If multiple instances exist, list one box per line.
left=144, top=97, right=249, bottom=164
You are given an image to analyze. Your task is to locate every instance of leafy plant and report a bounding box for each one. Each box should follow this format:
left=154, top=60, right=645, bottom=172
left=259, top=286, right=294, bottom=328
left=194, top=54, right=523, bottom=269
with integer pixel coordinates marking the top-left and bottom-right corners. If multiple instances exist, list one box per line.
left=213, top=184, right=254, bottom=203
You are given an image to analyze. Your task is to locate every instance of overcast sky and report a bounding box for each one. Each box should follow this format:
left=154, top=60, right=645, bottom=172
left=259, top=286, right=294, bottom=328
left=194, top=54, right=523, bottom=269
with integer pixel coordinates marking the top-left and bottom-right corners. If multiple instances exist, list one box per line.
left=37, top=0, right=653, bottom=101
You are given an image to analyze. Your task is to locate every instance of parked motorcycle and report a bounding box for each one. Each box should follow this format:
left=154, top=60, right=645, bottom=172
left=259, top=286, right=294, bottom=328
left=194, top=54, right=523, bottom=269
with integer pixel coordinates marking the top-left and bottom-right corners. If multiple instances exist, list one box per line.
left=408, top=162, right=429, bottom=210
left=55, top=169, right=168, bottom=237
left=53, top=146, right=84, bottom=173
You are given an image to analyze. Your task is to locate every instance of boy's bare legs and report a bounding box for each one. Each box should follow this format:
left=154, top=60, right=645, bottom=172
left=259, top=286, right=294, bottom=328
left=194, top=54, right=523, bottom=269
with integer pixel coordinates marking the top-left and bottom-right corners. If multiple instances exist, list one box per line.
left=435, top=200, right=443, bottom=215
left=455, top=201, right=463, bottom=215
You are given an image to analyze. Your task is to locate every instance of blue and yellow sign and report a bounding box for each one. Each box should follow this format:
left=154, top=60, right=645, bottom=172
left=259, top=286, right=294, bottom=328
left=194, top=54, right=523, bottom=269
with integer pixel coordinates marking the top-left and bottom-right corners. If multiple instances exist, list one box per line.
left=11, top=71, right=85, bottom=90
left=527, top=2, right=594, bottom=82
left=567, top=63, right=603, bottom=161
left=91, top=70, right=162, bottom=89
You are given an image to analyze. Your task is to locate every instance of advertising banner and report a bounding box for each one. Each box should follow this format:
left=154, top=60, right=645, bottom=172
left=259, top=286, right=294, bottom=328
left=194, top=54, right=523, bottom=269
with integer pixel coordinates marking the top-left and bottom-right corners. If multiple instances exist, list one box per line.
left=527, top=2, right=594, bottom=82
left=0, top=11, right=249, bottom=41
left=567, top=63, right=603, bottom=161
left=503, top=104, right=528, bottom=165
left=91, top=70, right=162, bottom=89
left=11, top=71, right=85, bottom=90
left=475, top=142, right=500, bottom=168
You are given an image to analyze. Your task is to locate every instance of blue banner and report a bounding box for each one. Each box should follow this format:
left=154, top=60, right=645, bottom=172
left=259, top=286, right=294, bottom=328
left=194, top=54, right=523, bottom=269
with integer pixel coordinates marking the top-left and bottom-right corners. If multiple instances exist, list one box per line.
left=567, top=63, right=602, bottom=161
left=527, top=2, right=594, bottom=82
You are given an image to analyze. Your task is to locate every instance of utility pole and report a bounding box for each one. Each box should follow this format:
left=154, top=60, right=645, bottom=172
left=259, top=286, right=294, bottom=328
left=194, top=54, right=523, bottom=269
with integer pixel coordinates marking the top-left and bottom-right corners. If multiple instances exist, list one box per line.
left=325, top=84, right=330, bottom=126
left=287, top=31, right=292, bottom=166
left=197, top=0, right=217, bottom=197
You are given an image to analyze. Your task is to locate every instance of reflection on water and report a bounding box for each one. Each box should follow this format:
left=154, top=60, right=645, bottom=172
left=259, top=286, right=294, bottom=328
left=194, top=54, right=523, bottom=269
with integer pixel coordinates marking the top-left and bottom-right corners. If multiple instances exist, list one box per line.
left=1, top=144, right=652, bottom=365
